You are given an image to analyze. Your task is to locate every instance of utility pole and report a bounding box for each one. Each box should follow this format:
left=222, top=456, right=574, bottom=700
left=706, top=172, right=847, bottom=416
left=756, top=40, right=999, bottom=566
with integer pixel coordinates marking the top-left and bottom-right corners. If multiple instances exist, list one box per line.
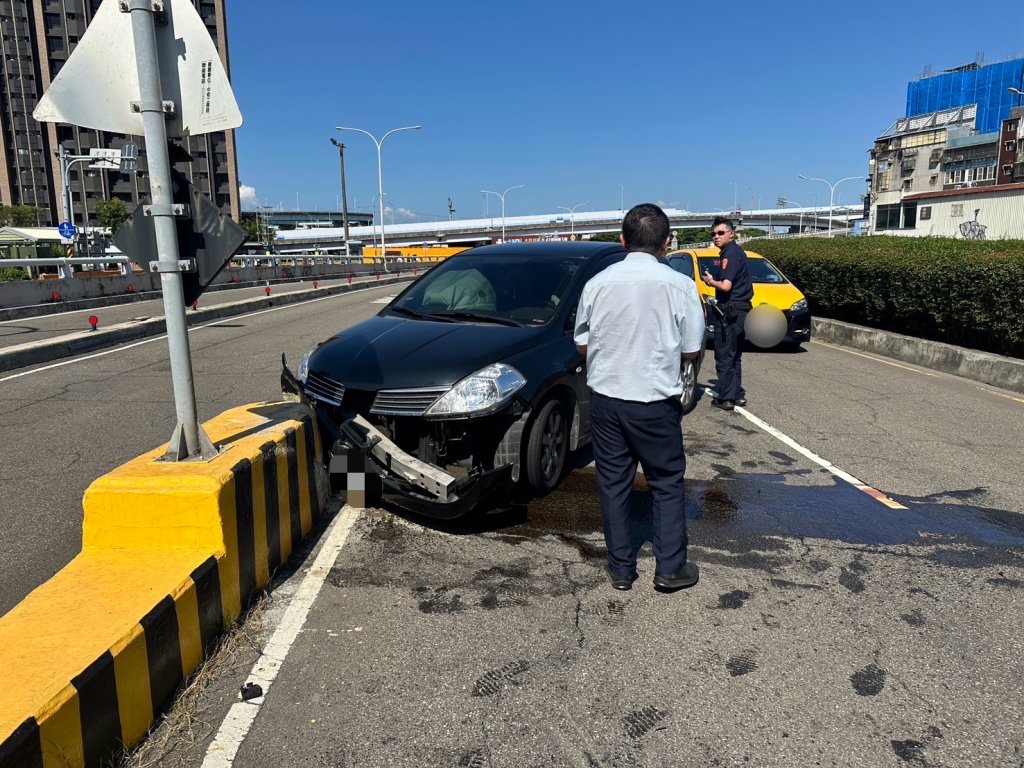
left=330, top=138, right=351, bottom=255
left=448, top=197, right=455, bottom=221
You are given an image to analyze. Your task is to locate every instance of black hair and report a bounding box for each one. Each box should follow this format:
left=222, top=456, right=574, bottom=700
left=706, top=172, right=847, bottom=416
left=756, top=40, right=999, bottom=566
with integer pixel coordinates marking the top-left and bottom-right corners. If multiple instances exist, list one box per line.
left=621, top=203, right=670, bottom=254
left=711, top=216, right=735, bottom=231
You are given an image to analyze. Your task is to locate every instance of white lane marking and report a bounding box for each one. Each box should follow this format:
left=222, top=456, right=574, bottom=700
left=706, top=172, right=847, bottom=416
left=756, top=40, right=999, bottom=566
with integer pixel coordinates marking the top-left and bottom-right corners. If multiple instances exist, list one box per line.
left=705, top=387, right=906, bottom=509
left=0, top=286, right=397, bottom=384
left=809, top=340, right=937, bottom=376
left=371, top=296, right=395, bottom=304
left=201, top=505, right=362, bottom=767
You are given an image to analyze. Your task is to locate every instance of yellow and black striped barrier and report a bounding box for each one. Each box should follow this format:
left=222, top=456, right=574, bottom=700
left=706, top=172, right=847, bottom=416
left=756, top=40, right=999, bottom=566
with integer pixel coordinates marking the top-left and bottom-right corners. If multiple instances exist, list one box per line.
left=0, top=401, right=327, bottom=768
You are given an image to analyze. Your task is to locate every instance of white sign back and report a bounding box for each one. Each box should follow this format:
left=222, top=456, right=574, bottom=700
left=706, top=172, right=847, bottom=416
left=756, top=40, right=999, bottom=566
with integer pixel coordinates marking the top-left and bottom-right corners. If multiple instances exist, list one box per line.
left=33, top=0, right=242, bottom=137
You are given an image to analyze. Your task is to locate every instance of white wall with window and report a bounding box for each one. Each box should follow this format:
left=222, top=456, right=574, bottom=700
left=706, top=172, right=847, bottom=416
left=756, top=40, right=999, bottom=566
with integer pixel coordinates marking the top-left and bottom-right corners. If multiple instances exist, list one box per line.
left=873, top=188, right=1024, bottom=239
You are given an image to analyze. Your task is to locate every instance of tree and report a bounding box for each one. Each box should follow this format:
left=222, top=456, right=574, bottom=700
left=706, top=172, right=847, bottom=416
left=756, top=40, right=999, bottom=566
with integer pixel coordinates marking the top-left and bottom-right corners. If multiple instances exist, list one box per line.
left=96, top=198, right=129, bottom=233
left=0, top=204, right=44, bottom=227
left=239, top=213, right=261, bottom=243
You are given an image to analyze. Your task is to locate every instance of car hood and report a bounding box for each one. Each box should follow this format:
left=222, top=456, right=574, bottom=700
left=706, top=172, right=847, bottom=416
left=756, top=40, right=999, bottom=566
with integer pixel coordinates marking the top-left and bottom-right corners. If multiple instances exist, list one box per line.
left=753, top=283, right=806, bottom=312
left=308, top=314, right=544, bottom=390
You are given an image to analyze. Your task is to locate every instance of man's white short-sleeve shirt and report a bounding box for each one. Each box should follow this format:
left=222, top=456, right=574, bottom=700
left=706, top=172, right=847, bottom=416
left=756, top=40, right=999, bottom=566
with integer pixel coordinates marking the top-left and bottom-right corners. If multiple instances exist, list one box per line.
left=573, top=252, right=705, bottom=402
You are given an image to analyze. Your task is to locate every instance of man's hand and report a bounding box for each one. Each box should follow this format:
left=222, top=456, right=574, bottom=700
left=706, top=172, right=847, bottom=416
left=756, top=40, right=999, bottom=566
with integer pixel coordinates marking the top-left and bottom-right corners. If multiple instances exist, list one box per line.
left=683, top=351, right=699, bottom=361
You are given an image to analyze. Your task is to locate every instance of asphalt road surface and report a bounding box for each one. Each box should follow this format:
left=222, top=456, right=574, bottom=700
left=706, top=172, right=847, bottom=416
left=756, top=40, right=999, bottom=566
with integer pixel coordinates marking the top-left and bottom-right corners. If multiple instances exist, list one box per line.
left=3, top=289, right=1023, bottom=766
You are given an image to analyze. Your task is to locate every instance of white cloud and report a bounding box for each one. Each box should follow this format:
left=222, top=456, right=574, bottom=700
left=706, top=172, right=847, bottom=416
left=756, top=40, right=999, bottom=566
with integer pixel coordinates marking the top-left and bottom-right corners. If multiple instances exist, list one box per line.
left=385, top=205, right=418, bottom=221
left=239, top=184, right=257, bottom=211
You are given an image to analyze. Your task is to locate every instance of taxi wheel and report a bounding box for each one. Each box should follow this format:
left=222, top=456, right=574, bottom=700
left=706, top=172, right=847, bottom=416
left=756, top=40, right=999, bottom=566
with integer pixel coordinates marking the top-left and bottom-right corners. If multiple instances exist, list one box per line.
left=524, top=398, right=568, bottom=494
left=681, top=356, right=699, bottom=414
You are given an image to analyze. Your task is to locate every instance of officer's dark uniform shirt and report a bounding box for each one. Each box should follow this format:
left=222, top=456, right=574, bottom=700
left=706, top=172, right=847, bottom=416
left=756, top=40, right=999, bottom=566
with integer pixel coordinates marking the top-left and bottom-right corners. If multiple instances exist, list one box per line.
left=713, top=240, right=753, bottom=304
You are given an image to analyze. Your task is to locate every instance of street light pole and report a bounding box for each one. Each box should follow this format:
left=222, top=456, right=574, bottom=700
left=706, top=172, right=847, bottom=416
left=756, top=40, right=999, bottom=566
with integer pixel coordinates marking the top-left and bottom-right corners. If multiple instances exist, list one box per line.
left=329, top=137, right=351, bottom=255
left=557, top=201, right=590, bottom=236
left=780, top=199, right=804, bottom=235
left=729, top=181, right=738, bottom=212
left=799, top=174, right=862, bottom=237
left=336, top=124, right=421, bottom=271
left=619, top=184, right=624, bottom=212
left=1010, top=87, right=1024, bottom=106
left=481, top=184, right=525, bottom=241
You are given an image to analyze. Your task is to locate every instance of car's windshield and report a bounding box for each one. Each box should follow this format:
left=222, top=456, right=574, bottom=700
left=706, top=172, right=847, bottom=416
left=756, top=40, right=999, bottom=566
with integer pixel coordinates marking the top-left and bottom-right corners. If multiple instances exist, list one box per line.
left=667, top=255, right=695, bottom=280
left=697, top=256, right=787, bottom=284
left=390, top=254, right=583, bottom=325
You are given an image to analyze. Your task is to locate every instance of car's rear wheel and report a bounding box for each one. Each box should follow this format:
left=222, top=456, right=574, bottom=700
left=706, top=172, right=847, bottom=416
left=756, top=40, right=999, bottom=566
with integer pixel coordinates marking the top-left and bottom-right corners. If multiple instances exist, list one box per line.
left=524, top=398, right=568, bottom=494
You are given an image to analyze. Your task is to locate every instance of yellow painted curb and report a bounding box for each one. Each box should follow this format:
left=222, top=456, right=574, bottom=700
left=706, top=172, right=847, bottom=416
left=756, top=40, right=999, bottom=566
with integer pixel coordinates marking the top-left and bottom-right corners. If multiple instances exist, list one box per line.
left=0, top=401, right=327, bottom=768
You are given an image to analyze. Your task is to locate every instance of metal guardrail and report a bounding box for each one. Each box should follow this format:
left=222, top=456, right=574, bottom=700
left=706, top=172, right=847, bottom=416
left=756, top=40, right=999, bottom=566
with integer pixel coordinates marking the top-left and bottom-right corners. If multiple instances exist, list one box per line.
left=0, top=253, right=408, bottom=281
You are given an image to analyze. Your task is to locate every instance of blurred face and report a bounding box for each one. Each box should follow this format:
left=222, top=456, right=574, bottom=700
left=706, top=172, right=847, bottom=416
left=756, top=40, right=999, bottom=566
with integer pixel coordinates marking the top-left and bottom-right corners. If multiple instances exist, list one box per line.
left=711, top=224, right=734, bottom=248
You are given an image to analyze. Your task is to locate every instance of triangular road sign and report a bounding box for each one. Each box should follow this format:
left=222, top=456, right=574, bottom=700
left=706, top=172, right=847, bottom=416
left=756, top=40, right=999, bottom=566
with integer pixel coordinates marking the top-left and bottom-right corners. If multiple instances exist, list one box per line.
left=33, top=0, right=242, bottom=137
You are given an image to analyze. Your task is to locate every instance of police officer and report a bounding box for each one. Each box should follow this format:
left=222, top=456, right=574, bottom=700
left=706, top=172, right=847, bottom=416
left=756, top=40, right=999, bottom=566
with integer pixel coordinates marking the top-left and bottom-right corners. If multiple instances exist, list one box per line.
left=702, top=216, right=753, bottom=410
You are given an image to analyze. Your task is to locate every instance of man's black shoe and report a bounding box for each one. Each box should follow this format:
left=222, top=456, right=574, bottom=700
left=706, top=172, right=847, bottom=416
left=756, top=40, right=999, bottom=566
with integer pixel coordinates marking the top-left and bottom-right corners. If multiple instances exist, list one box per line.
left=607, top=567, right=637, bottom=591
left=711, top=398, right=734, bottom=411
left=653, top=563, right=700, bottom=591
left=735, top=397, right=747, bottom=407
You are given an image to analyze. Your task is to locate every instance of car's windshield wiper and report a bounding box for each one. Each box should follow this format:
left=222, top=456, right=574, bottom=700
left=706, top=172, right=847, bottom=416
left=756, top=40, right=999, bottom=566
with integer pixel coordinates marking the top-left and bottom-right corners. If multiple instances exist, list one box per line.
left=387, top=305, right=442, bottom=321
left=429, top=310, right=523, bottom=327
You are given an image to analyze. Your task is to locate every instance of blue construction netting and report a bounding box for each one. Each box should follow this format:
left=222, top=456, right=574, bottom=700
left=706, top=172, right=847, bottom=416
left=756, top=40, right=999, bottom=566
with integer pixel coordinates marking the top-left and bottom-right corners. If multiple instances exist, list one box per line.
left=906, top=58, right=1024, bottom=133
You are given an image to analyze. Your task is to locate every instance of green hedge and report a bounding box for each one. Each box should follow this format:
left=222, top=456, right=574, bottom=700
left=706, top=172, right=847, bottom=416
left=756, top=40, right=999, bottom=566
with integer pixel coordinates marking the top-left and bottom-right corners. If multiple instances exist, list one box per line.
left=0, top=267, right=28, bottom=282
left=745, top=236, right=1024, bottom=359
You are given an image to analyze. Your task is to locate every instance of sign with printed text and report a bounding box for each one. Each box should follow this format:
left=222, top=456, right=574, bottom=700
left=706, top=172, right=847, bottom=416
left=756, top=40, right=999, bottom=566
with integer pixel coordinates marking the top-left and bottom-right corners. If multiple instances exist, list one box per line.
left=32, top=0, right=242, bottom=138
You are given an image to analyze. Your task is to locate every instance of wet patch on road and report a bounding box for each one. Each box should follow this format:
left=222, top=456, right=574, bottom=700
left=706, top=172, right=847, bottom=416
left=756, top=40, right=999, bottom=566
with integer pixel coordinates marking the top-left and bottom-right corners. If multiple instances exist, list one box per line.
left=900, top=608, right=926, bottom=627
left=415, top=586, right=465, bottom=614
left=851, top=663, right=887, bottom=696
left=768, top=450, right=797, bottom=466
left=716, top=589, right=752, bottom=609
left=839, top=567, right=866, bottom=594
left=456, top=747, right=487, bottom=767
left=891, top=739, right=929, bottom=765
left=986, top=575, right=1024, bottom=588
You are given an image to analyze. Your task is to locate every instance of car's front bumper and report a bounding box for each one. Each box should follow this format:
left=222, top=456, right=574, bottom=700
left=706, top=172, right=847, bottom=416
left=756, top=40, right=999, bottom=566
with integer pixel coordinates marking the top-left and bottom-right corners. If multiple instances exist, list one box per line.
left=331, top=413, right=516, bottom=519
left=784, top=308, right=812, bottom=344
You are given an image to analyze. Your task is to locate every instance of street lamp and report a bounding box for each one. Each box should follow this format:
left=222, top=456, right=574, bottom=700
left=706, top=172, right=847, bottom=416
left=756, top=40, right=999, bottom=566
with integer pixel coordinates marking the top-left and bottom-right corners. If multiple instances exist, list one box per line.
left=557, top=201, right=590, bottom=236
left=799, top=174, right=862, bottom=237
left=480, top=184, right=525, bottom=242
left=729, top=181, right=738, bottom=212
left=1010, top=87, right=1024, bottom=106
left=329, top=138, right=351, bottom=255
left=335, top=124, right=421, bottom=271
left=780, top=199, right=804, bottom=235
left=618, top=184, right=624, bottom=211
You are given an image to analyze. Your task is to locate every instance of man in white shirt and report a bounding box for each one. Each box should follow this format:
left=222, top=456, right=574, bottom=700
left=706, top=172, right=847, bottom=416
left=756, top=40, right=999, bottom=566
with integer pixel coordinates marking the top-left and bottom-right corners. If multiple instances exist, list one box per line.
left=573, top=204, right=705, bottom=592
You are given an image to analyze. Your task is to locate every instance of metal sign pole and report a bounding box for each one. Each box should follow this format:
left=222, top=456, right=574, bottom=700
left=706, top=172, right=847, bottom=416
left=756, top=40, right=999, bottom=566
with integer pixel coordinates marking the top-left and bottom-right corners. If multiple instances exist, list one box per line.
left=126, top=0, right=215, bottom=460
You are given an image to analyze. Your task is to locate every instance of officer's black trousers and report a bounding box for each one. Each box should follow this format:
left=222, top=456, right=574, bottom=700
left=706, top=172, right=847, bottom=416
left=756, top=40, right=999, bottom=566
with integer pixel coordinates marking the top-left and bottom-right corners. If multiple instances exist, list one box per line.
left=714, top=307, right=748, bottom=402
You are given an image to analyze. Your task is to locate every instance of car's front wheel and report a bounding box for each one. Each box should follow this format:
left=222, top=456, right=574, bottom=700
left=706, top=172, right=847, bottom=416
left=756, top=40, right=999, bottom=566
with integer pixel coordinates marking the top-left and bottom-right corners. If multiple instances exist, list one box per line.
left=524, top=398, right=568, bottom=494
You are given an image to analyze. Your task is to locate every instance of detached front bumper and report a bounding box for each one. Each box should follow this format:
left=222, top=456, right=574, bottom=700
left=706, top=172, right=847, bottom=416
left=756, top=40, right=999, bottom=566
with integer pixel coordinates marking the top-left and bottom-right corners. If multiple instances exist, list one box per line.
left=331, top=414, right=516, bottom=519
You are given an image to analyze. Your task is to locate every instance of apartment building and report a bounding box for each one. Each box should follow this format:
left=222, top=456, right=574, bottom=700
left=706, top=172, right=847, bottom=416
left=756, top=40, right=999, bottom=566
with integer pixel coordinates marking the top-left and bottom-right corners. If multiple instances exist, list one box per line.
left=0, top=0, right=239, bottom=227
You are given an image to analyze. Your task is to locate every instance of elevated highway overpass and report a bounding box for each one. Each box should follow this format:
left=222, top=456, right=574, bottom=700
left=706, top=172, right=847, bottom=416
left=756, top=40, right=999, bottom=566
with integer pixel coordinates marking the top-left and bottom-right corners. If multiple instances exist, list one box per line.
left=268, top=205, right=864, bottom=253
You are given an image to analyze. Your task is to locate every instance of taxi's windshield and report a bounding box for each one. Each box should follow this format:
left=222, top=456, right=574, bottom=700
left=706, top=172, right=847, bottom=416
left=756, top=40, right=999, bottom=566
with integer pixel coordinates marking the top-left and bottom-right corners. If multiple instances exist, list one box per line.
left=697, top=256, right=788, bottom=284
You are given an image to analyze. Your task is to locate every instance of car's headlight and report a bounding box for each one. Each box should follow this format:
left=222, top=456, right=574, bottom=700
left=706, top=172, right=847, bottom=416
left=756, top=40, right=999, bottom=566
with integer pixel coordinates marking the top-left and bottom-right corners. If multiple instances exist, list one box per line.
left=425, top=363, right=526, bottom=416
left=297, top=349, right=313, bottom=383
left=790, top=299, right=808, bottom=313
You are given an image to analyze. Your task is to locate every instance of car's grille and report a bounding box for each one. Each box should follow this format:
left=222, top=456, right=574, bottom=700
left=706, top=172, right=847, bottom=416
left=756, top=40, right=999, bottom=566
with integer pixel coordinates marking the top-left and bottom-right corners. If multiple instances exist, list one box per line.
left=304, top=370, right=346, bottom=406
left=370, top=386, right=450, bottom=416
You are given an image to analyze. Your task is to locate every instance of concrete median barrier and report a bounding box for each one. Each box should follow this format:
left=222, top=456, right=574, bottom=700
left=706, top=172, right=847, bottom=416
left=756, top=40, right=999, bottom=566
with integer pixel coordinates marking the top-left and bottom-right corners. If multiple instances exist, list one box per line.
left=0, top=401, right=327, bottom=768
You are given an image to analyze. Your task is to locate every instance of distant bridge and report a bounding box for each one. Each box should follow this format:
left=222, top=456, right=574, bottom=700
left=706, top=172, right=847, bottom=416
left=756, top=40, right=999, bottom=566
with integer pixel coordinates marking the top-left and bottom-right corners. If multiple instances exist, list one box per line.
left=268, top=206, right=864, bottom=253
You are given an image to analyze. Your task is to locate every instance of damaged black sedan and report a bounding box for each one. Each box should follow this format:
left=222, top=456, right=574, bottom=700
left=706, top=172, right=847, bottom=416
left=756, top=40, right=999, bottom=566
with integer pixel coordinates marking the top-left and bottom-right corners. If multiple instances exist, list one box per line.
left=286, top=241, right=703, bottom=518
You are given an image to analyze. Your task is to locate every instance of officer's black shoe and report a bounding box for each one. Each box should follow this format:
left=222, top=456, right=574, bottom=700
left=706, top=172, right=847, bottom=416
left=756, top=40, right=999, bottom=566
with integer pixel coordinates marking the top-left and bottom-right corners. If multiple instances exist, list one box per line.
left=711, top=398, right=734, bottom=411
left=653, top=563, right=700, bottom=591
left=607, top=567, right=637, bottom=591
left=735, top=397, right=747, bottom=407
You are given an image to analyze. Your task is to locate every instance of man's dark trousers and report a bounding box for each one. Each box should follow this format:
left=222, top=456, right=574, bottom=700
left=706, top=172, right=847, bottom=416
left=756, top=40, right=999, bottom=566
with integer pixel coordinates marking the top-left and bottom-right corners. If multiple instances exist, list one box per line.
left=590, top=392, right=688, bottom=577
left=714, top=307, right=748, bottom=401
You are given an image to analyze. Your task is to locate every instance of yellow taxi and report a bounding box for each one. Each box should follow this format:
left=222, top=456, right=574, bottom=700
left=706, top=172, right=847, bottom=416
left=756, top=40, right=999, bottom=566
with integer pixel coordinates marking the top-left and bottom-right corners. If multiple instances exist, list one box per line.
left=665, top=247, right=811, bottom=346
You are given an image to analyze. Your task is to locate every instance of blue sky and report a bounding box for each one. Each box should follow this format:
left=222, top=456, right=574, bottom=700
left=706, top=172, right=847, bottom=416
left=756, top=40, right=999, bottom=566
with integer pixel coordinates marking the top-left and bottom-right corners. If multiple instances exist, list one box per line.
left=227, top=0, right=1024, bottom=222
